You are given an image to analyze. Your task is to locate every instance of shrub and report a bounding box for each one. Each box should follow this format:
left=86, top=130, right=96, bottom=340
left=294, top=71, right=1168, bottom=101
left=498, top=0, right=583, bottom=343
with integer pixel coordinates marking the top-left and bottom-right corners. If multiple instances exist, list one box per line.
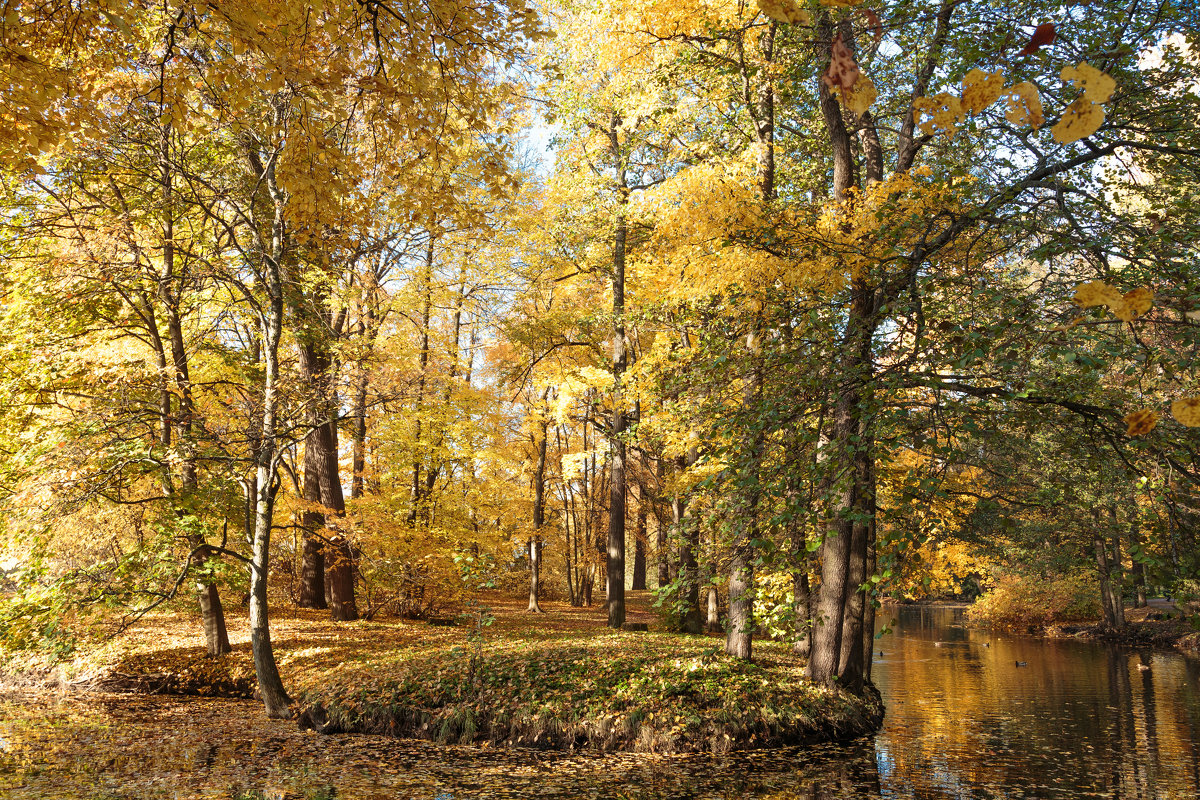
left=968, top=569, right=1100, bottom=630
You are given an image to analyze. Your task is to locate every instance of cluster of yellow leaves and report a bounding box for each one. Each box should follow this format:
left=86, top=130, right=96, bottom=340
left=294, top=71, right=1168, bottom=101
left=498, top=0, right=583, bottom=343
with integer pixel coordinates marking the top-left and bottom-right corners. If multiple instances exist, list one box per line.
left=1072, top=281, right=1153, bottom=322
left=1051, top=62, right=1117, bottom=144
left=915, top=62, right=1113, bottom=140
left=917, top=70, right=1043, bottom=136
left=914, top=92, right=966, bottom=136
left=756, top=0, right=811, bottom=25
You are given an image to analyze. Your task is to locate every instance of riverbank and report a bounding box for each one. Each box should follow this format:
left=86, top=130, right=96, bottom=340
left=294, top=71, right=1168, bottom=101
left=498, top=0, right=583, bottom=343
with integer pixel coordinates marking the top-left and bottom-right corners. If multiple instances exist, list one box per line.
left=1043, top=603, right=1200, bottom=652
left=0, top=591, right=883, bottom=754
left=956, top=597, right=1200, bottom=654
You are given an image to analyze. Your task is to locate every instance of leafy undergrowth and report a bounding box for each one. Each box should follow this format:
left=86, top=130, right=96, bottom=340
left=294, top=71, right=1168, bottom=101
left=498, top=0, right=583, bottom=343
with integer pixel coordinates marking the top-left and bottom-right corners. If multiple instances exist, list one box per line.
left=8, top=591, right=883, bottom=753
left=292, top=635, right=882, bottom=753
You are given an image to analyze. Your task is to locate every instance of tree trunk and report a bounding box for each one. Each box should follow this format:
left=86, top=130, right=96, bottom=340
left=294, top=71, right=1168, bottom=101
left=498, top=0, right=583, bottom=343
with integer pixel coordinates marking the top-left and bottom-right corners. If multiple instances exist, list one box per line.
left=675, top=450, right=703, bottom=634
left=155, top=113, right=230, bottom=656
left=706, top=585, right=722, bottom=634
left=606, top=111, right=629, bottom=630
left=655, top=458, right=671, bottom=590
left=631, top=501, right=647, bottom=591
left=1129, top=518, right=1147, bottom=608
left=1094, top=534, right=1121, bottom=629
left=247, top=166, right=292, bottom=717
left=528, top=409, right=548, bottom=613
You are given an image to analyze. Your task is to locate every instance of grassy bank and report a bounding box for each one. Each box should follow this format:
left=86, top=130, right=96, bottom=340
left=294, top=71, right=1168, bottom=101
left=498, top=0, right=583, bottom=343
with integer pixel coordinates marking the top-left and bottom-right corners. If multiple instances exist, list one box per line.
left=3, top=591, right=883, bottom=754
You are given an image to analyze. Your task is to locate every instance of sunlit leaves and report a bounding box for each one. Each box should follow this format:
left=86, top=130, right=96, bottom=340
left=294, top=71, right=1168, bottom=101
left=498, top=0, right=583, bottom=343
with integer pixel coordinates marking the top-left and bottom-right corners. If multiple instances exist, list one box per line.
left=1052, top=62, right=1116, bottom=144
left=842, top=74, right=877, bottom=118
left=961, top=69, right=1005, bottom=114
left=756, top=0, right=811, bottom=25
left=914, top=92, right=965, bottom=136
left=1004, top=81, right=1044, bottom=129
left=1171, top=398, right=1200, bottom=427
left=1072, top=281, right=1153, bottom=322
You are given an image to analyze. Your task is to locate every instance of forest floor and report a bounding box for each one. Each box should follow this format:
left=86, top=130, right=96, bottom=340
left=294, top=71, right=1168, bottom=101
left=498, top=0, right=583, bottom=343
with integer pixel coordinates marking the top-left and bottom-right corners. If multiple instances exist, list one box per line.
left=0, top=590, right=883, bottom=754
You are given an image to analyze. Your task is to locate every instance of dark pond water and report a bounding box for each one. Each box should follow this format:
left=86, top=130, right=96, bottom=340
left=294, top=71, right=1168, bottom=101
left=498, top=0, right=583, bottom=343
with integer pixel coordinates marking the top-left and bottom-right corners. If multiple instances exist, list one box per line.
left=2, top=605, right=1198, bottom=799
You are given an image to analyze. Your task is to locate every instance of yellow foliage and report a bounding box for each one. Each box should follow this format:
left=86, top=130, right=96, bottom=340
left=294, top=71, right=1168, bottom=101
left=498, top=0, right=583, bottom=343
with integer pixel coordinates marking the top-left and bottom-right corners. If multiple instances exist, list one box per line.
left=1061, top=62, right=1117, bottom=103
left=1072, top=281, right=1153, bottom=321
left=1005, top=82, right=1044, bottom=129
left=756, top=0, right=811, bottom=25
left=1172, top=398, right=1200, bottom=427
left=913, top=92, right=965, bottom=136
left=1052, top=97, right=1107, bottom=144
left=841, top=74, right=877, bottom=118
left=1052, top=63, right=1116, bottom=144
left=1124, top=409, right=1159, bottom=436
left=1121, top=288, right=1154, bottom=320
left=961, top=69, right=1005, bottom=114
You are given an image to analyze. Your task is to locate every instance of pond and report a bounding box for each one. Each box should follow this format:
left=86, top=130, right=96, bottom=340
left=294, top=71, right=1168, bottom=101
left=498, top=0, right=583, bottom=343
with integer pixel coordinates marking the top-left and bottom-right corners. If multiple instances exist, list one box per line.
left=1, top=605, right=1197, bottom=799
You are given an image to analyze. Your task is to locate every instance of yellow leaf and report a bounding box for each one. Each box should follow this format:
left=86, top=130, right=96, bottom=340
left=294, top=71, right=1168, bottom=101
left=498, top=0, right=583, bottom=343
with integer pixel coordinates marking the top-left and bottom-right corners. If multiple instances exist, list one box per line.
left=1073, top=280, right=1126, bottom=315
left=841, top=74, right=876, bottom=118
left=1124, top=409, right=1159, bottom=437
left=1052, top=96, right=1105, bottom=144
left=1005, top=82, right=1044, bottom=129
left=1122, top=288, right=1153, bottom=319
left=1061, top=62, right=1116, bottom=103
left=913, top=92, right=964, bottom=136
left=1173, top=398, right=1200, bottom=427
left=961, top=69, right=1004, bottom=114
left=756, top=0, right=812, bottom=24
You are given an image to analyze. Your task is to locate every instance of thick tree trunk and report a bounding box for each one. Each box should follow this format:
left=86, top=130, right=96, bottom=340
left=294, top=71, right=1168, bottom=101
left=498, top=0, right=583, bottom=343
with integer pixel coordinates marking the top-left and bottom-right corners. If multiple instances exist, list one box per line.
left=606, top=111, right=629, bottom=630
left=725, top=528, right=754, bottom=659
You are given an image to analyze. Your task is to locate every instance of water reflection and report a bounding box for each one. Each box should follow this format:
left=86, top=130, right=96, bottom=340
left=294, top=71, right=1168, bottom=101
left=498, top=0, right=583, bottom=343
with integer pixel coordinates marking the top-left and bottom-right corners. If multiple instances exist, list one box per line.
left=873, top=605, right=1200, bottom=799
left=1, top=606, right=1197, bottom=799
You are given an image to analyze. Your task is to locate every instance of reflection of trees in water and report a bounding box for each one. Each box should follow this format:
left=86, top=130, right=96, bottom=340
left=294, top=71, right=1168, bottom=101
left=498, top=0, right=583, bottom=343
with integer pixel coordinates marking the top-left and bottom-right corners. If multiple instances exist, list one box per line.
left=871, top=606, right=1200, bottom=799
